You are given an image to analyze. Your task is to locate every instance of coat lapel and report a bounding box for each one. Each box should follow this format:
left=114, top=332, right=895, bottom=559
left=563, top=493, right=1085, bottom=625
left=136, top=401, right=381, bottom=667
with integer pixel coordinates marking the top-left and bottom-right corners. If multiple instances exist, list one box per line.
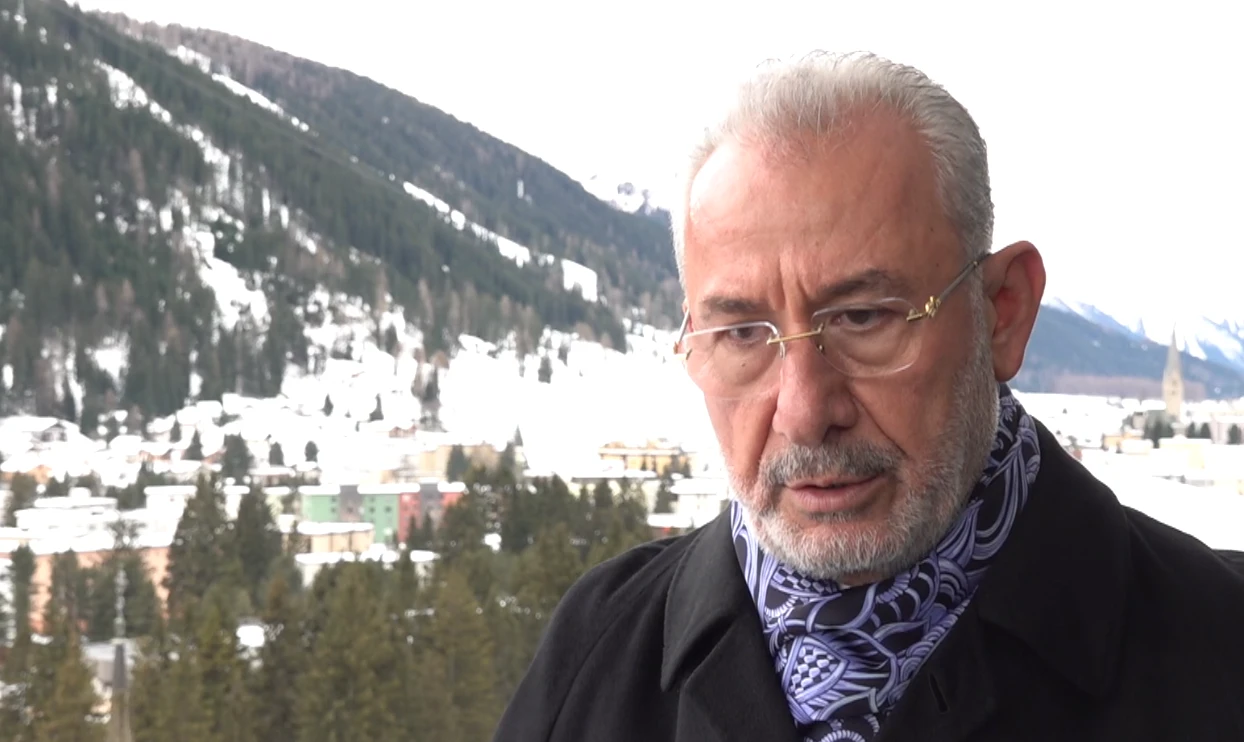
left=877, top=420, right=1131, bottom=741
left=662, top=511, right=801, bottom=742
left=675, top=614, right=802, bottom=742
left=874, top=605, right=997, bottom=742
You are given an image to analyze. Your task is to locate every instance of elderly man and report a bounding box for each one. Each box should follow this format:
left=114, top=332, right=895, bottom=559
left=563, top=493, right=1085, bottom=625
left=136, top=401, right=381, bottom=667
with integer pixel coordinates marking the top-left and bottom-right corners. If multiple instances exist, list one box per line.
left=492, top=52, right=1244, bottom=741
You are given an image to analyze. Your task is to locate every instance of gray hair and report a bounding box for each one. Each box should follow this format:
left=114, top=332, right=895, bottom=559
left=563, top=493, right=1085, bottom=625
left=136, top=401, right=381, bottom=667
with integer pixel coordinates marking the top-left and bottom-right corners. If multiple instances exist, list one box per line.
left=670, top=51, right=994, bottom=286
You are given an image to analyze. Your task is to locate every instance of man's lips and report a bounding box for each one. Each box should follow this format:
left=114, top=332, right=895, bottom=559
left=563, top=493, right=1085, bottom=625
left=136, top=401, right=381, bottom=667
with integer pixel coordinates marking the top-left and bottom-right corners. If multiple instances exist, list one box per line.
left=784, top=474, right=883, bottom=514
left=787, top=474, right=877, bottom=490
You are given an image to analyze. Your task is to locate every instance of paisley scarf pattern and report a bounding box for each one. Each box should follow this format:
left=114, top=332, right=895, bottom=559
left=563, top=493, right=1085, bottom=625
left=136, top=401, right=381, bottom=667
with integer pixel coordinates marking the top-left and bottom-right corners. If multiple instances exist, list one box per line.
left=733, top=385, right=1040, bottom=741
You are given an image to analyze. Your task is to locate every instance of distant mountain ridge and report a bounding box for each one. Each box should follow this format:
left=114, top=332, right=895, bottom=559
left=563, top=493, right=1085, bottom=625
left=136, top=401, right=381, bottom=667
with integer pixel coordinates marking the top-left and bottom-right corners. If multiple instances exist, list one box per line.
left=2, top=0, right=1238, bottom=442
left=1019, top=300, right=1244, bottom=400
left=0, top=0, right=668, bottom=424
left=1045, top=296, right=1244, bottom=375
left=96, top=11, right=684, bottom=325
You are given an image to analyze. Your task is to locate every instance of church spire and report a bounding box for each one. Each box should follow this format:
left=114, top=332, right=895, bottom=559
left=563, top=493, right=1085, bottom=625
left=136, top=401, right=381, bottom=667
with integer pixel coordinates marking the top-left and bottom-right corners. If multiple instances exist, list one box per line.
left=1162, top=324, right=1184, bottom=423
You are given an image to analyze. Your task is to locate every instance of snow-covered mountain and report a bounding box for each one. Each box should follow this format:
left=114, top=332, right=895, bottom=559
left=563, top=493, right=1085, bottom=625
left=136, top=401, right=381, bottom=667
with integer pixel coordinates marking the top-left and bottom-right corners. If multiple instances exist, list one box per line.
left=576, top=172, right=670, bottom=219
left=1043, top=296, right=1244, bottom=374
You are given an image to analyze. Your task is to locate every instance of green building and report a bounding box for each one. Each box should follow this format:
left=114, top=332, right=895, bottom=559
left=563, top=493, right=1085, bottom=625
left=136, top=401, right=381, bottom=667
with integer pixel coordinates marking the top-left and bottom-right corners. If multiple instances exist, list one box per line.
left=298, top=485, right=341, bottom=523
left=359, top=484, right=407, bottom=546
left=297, top=483, right=410, bottom=546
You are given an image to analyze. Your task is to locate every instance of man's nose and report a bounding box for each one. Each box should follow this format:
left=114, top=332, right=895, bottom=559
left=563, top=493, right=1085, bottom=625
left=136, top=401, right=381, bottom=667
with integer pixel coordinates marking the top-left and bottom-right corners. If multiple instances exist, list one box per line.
left=770, top=337, right=857, bottom=447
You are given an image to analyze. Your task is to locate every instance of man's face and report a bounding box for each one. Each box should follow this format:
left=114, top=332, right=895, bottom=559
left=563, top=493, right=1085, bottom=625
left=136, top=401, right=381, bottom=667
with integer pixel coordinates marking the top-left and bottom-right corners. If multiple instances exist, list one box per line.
left=682, top=111, right=1001, bottom=584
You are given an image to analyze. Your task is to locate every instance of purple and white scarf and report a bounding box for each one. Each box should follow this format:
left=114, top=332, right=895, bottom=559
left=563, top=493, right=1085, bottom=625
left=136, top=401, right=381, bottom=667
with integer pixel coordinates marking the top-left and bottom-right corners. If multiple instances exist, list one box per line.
left=733, top=385, right=1040, bottom=741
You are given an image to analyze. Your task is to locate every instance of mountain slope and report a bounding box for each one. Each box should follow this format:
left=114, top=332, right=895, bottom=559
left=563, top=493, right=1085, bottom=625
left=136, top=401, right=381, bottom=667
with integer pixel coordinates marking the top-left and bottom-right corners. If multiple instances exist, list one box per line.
left=1044, top=296, right=1244, bottom=375
left=95, top=12, right=683, bottom=325
left=0, top=0, right=635, bottom=424
left=1015, top=303, right=1244, bottom=400
left=3, top=0, right=1239, bottom=424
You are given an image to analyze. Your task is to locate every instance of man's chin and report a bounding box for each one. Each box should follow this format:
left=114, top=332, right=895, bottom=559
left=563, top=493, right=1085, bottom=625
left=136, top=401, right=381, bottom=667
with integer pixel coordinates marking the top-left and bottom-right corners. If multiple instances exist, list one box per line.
left=745, top=506, right=914, bottom=584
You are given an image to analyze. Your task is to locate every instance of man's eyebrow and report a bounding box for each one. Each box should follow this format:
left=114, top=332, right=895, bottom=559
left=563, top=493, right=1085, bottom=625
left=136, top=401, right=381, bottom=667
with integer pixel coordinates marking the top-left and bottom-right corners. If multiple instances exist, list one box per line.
left=696, top=295, right=768, bottom=324
left=810, top=268, right=914, bottom=306
left=695, top=269, right=914, bottom=324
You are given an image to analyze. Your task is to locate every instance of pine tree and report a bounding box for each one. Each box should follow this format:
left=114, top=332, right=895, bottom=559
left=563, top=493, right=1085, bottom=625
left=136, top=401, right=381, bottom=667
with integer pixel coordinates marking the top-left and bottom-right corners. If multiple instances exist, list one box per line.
left=252, top=569, right=305, bottom=742
left=269, top=441, right=285, bottom=466
left=3, top=473, right=38, bottom=526
left=515, top=523, right=583, bottom=625
left=61, top=378, right=77, bottom=423
left=654, top=478, right=676, bottom=514
left=446, top=444, right=469, bottom=481
left=419, top=515, right=436, bottom=551
left=30, top=629, right=103, bottom=742
left=437, top=492, right=489, bottom=566
left=483, top=590, right=528, bottom=716
left=23, top=552, right=103, bottom=742
left=586, top=484, right=652, bottom=567
left=0, top=582, right=7, bottom=649
left=0, top=547, right=36, bottom=736
left=164, top=475, right=243, bottom=628
left=196, top=584, right=255, bottom=742
left=407, top=642, right=460, bottom=742
left=421, top=369, right=440, bottom=427
left=592, top=479, right=614, bottom=511
left=404, top=514, right=422, bottom=549
left=170, top=418, right=182, bottom=443
left=384, top=325, right=400, bottom=355
left=537, top=354, right=553, bottom=384
left=234, top=488, right=282, bottom=609
left=186, top=430, right=204, bottom=460
left=131, top=637, right=211, bottom=742
left=84, top=529, right=160, bottom=642
left=1230, top=424, right=1243, bottom=446
left=304, top=440, right=319, bottom=463
left=222, top=434, right=253, bottom=482
left=323, top=394, right=334, bottom=416
left=370, top=393, right=384, bottom=422
left=296, top=564, right=399, bottom=742
left=427, top=568, right=500, bottom=741
left=391, top=549, right=420, bottom=619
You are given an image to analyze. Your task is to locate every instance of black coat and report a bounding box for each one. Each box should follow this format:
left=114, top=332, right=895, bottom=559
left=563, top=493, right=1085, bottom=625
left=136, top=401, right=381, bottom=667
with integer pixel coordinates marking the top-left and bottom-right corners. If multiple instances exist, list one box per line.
left=492, top=422, right=1244, bottom=741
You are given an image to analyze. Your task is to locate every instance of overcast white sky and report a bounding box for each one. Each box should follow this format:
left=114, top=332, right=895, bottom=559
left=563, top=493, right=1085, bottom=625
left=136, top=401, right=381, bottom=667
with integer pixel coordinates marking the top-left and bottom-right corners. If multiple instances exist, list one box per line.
left=72, top=0, right=1242, bottom=321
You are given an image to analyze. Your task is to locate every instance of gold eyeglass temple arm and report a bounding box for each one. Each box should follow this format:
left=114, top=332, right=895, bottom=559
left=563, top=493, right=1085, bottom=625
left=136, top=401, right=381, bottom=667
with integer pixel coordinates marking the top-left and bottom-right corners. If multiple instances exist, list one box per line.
left=907, top=255, right=984, bottom=322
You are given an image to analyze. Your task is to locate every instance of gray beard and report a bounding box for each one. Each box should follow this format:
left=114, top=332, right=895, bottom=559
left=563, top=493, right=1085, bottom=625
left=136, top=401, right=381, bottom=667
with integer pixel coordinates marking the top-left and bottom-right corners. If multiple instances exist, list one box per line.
left=730, top=304, right=1000, bottom=584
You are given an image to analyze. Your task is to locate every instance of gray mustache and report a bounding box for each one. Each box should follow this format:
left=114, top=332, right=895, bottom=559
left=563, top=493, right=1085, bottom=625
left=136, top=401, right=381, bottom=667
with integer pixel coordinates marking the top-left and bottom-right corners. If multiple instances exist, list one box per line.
left=760, top=442, right=901, bottom=491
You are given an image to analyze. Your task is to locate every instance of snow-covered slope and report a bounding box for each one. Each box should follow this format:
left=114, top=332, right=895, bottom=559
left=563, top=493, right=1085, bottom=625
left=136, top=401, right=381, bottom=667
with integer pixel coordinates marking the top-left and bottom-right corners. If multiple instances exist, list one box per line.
left=401, top=181, right=599, bottom=303
left=576, top=172, right=668, bottom=218
left=1043, top=295, right=1244, bottom=373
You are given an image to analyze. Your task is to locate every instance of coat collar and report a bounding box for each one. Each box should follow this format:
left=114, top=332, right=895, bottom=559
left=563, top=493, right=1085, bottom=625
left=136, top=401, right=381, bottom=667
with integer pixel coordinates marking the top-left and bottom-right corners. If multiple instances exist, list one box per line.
left=661, top=498, right=801, bottom=741
left=661, top=507, right=751, bottom=691
left=662, top=418, right=1131, bottom=730
left=969, top=419, right=1131, bottom=698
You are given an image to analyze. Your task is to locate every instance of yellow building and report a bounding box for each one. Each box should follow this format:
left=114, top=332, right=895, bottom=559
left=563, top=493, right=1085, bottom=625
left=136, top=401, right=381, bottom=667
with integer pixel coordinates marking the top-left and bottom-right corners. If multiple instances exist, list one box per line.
left=413, top=442, right=500, bottom=478
left=278, top=517, right=375, bottom=554
left=598, top=439, right=690, bottom=474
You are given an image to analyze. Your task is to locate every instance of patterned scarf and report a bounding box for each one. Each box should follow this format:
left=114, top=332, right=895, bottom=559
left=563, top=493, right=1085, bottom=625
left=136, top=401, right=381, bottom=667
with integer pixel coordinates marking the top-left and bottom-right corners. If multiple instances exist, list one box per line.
left=733, top=385, right=1040, bottom=742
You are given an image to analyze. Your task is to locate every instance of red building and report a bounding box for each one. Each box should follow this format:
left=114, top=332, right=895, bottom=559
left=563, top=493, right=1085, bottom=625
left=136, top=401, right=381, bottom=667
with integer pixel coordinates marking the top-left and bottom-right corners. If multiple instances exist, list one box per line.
left=397, top=489, right=422, bottom=545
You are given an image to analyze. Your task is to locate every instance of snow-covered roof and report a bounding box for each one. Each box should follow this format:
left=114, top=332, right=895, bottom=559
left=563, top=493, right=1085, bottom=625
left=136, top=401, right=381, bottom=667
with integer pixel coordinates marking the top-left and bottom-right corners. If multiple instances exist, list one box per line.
left=357, top=483, right=420, bottom=495
left=298, top=485, right=341, bottom=496
left=144, top=485, right=197, bottom=497
left=280, top=520, right=373, bottom=536
left=20, top=529, right=175, bottom=556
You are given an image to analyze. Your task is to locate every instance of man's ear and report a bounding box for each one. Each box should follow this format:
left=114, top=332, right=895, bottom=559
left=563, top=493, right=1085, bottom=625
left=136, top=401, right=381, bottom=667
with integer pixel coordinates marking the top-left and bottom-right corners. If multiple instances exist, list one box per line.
left=984, top=241, right=1046, bottom=382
